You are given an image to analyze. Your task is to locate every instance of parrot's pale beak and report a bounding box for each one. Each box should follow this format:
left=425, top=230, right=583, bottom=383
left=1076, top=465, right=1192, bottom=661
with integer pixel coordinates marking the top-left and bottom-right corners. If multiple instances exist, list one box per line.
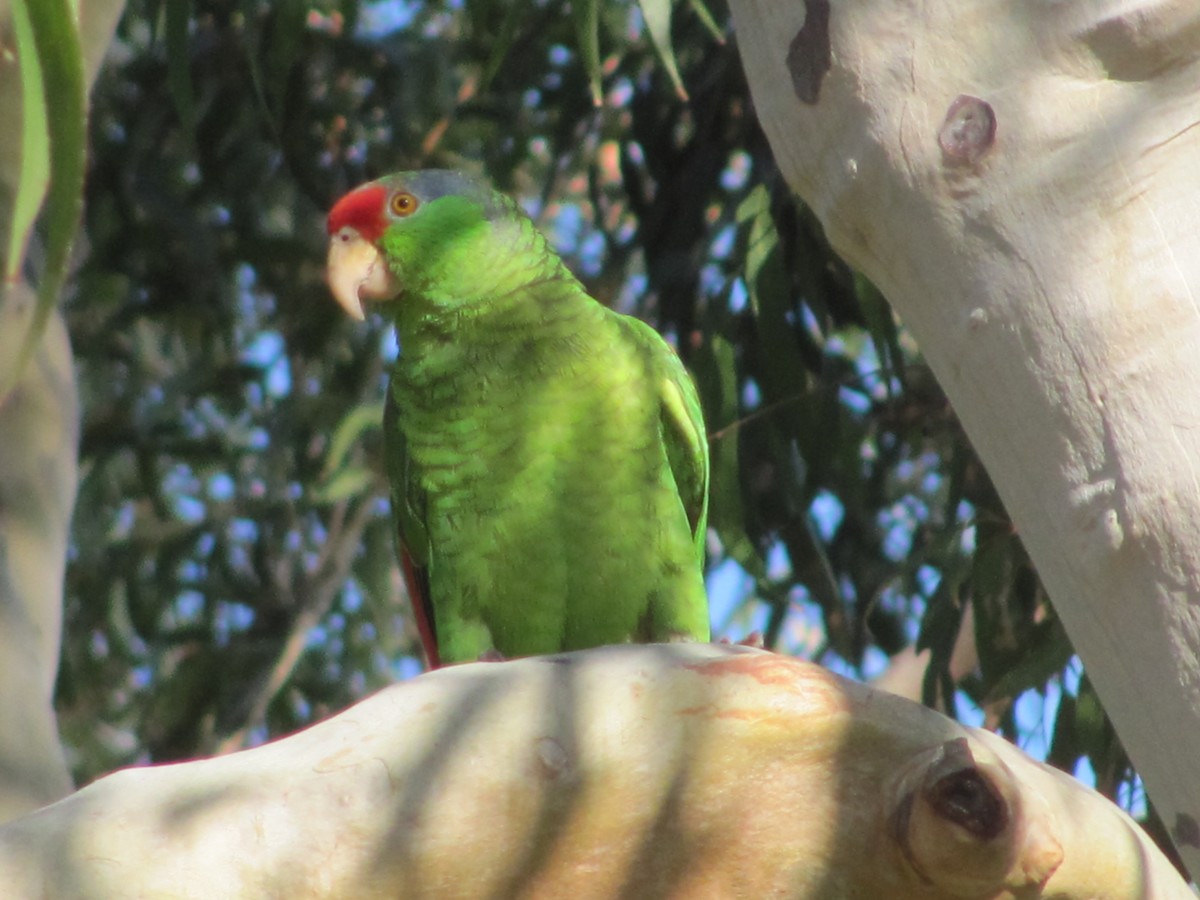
left=326, top=227, right=401, bottom=321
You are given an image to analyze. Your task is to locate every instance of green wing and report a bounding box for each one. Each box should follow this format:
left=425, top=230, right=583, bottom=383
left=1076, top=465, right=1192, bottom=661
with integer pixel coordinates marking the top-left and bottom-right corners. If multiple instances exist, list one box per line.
left=624, top=318, right=710, bottom=562
left=383, top=384, right=439, bottom=667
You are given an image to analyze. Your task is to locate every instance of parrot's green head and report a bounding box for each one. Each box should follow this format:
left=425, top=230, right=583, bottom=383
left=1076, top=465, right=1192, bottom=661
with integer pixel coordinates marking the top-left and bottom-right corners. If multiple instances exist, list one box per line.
left=325, top=170, right=512, bottom=321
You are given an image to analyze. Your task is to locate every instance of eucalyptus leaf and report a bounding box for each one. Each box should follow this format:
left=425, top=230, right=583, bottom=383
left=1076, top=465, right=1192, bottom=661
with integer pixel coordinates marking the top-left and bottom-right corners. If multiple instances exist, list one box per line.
left=571, top=0, right=602, bottom=106
left=684, top=0, right=724, bottom=43
left=1, top=0, right=86, bottom=398
left=165, top=0, right=196, bottom=142
left=639, top=0, right=687, bottom=100
left=323, top=402, right=386, bottom=477
left=4, top=0, right=48, bottom=287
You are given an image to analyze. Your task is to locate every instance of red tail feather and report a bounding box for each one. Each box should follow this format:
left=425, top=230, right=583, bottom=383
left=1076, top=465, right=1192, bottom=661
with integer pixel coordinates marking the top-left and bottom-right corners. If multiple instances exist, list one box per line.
left=400, top=549, right=441, bottom=670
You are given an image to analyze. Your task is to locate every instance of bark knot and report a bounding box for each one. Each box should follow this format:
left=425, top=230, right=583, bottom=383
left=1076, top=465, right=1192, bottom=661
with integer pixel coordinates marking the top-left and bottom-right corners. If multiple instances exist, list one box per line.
left=939, top=95, right=996, bottom=166
left=1172, top=812, right=1200, bottom=848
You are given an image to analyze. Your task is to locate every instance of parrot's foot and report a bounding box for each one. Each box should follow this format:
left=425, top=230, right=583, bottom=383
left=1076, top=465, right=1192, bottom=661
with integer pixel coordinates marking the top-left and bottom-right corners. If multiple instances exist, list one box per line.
left=477, top=648, right=507, bottom=662
left=718, top=631, right=765, bottom=650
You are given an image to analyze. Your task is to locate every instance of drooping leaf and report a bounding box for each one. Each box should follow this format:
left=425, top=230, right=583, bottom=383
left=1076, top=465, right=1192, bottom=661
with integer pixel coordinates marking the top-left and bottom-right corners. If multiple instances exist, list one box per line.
left=1073, top=675, right=1114, bottom=759
left=165, top=0, right=197, bottom=143
left=314, top=467, right=378, bottom=503
left=25, top=0, right=86, bottom=310
left=571, top=0, right=602, bottom=106
left=970, top=526, right=1021, bottom=682
left=982, top=618, right=1073, bottom=704
left=263, top=0, right=308, bottom=121
left=639, top=0, right=687, bottom=100
left=322, top=402, right=386, bottom=477
left=357, top=517, right=400, bottom=614
left=695, top=333, right=759, bottom=575
left=3, top=0, right=49, bottom=287
left=684, top=0, right=725, bottom=44
left=478, top=0, right=530, bottom=92
left=917, top=553, right=969, bottom=709
left=1046, top=688, right=1081, bottom=773
left=854, top=274, right=906, bottom=394
left=740, top=187, right=807, bottom=415
left=1, top=0, right=87, bottom=397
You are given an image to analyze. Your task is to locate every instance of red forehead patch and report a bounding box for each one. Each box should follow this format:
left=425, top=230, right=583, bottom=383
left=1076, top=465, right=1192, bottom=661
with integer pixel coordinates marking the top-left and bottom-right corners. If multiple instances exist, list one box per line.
left=326, top=184, right=389, bottom=240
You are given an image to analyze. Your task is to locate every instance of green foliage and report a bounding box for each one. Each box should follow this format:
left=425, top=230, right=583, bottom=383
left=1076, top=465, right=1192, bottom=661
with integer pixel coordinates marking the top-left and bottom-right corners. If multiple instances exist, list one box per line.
left=57, top=0, right=1141, bottom=830
left=1, top=0, right=87, bottom=396
left=571, top=0, right=602, bottom=105
left=4, top=0, right=50, bottom=286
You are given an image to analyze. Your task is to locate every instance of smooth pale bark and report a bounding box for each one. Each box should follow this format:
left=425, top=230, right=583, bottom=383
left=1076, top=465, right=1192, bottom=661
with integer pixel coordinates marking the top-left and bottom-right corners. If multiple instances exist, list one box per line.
left=0, top=289, right=76, bottom=820
left=728, top=0, right=1200, bottom=877
left=0, top=644, right=1188, bottom=898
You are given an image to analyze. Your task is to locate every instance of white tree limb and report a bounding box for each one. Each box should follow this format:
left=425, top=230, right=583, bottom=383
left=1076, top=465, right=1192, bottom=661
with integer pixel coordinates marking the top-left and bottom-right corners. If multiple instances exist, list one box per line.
left=0, top=645, right=1187, bottom=898
left=728, top=0, right=1200, bottom=876
left=0, top=289, right=76, bottom=820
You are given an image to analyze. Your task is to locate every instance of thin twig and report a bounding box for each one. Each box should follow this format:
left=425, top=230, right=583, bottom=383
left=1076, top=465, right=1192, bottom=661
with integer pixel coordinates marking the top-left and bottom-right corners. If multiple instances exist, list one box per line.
left=213, top=493, right=382, bottom=755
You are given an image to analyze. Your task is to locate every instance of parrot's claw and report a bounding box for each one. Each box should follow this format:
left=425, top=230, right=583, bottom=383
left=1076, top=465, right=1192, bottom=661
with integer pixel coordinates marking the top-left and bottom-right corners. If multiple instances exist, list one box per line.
left=477, top=648, right=507, bottom=663
left=717, top=631, right=765, bottom=650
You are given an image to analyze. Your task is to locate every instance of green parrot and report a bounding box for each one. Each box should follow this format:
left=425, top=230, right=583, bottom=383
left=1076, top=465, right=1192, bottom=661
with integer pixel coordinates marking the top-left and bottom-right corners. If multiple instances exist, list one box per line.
left=325, top=170, right=709, bottom=667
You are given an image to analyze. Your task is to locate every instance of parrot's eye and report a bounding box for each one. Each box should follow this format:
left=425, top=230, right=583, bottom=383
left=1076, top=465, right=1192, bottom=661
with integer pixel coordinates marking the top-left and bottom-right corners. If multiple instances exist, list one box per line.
left=390, top=192, right=419, bottom=217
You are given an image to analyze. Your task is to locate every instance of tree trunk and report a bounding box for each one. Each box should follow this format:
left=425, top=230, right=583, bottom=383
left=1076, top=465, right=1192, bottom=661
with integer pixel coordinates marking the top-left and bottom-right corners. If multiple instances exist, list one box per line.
left=727, top=0, right=1200, bottom=877
left=0, top=291, right=76, bottom=820
left=0, top=644, right=1188, bottom=898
